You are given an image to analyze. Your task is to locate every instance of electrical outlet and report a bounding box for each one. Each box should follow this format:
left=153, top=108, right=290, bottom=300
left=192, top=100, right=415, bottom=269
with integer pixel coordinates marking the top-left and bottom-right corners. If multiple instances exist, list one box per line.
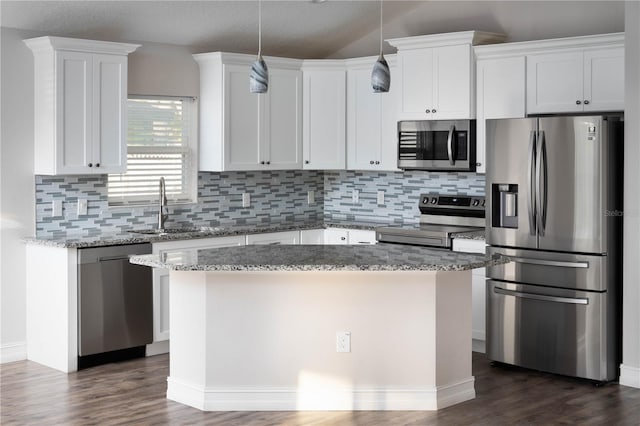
left=352, top=190, right=359, bottom=204
left=307, top=190, right=315, bottom=205
left=77, top=199, right=88, bottom=215
left=336, top=331, right=351, bottom=353
left=52, top=200, right=63, bottom=217
left=242, top=193, right=250, bottom=208
left=377, top=190, right=385, bottom=205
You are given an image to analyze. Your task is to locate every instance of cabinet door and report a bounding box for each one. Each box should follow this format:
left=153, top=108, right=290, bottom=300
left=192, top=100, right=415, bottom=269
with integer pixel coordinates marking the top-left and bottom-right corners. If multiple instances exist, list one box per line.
left=303, top=69, right=346, bottom=169
left=300, top=229, right=325, bottom=244
left=151, top=235, right=245, bottom=342
left=476, top=56, right=526, bottom=174
left=583, top=47, right=624, bottom=112
left=347, top=229, right=377, bottom=245
left=264, top=68, right=302, bottom=169
left=380, top=61, right=399, bottom=171
left=246, top=231, right=300, bottom=245
left=324, top=228, right=349, bottom=244
left=526, top=51, right=584, bottom=114
left=55, top=50, right=93, bottom=174
left=92, top=54, right=127, bottom=173
left=397, top=48, right=434, bottom=119
left=432, top=44, right=472, bottom=119
left=224, top=64, right=261, bottom=170
left=347, top=66, right=382, bottom=170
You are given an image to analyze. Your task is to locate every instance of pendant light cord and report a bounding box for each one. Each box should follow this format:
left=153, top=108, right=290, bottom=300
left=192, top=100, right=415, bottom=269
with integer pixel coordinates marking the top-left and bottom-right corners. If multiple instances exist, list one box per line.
left=379, top=0, right=383, bottom=55
left=258, top=0, right=262, bottom=57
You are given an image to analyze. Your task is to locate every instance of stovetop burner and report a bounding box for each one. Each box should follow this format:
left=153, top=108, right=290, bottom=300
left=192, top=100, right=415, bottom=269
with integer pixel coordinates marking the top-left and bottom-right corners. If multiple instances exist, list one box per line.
left=376, top=193, right=485, bottom=248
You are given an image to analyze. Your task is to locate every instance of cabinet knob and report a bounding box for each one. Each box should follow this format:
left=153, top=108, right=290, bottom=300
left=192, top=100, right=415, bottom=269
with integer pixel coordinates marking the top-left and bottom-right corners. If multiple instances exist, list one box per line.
left=260, top=161, right=265, bottom=165
left=88, top=163, right=93, bottom=167
left=476, top=162, right=482, bottom=167
left=432, top=108, right=437, bottom=113
left=370, top=160, right=375, bottom=165
left=576, top=100, right=582, bottom=105
left=584, top=100, right=590, bottom=105
left=266, top=161, right=270, bottom=165
left=341, top=236, right=346, bottom=241
left=375, top=161, right=380, bottom=165
left=425, top=109, right=431, bottom=113
left=305, top=160, right=310, bottom=164
left=95, top=163, right=100, bottom=168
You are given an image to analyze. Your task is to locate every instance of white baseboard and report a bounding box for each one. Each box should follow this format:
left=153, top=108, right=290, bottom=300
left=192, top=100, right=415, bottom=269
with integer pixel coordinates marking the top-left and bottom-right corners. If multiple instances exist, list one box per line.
left=472, top=338, right=486, bottom=354
left=146, top=340, right=170, bottom=356
left=1, top=341, right=27, bottom=363
left=166, top=377, right=475, bottom=411
left=620, top=364, right=640, bottom=388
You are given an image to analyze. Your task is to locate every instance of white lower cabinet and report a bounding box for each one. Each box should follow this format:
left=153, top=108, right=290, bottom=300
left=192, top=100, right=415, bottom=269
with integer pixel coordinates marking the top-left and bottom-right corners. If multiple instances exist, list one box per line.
left=300, top=229, right=325, bottom=244
left=150, top=236, right=245, bottom=345
left=324, top=228, right=376, bottom=245
left=451, top=238, right=487, bottom=353
left=246, top=231, right=300, bottom=245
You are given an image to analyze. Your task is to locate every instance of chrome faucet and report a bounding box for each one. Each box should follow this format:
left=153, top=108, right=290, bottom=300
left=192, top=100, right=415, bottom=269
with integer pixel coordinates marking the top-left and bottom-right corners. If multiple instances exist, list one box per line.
left=158, top=177, right=168, bottom=231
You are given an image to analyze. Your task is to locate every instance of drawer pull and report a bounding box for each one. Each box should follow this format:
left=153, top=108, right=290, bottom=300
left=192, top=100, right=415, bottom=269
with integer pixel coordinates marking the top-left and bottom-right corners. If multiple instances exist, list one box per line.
left=494, top=286, right=588, bottom=305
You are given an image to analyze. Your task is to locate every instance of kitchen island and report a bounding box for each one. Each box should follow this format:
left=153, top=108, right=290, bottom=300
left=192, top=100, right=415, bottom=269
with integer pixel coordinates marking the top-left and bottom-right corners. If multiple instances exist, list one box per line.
left=130, top=244, right=503, bottom=411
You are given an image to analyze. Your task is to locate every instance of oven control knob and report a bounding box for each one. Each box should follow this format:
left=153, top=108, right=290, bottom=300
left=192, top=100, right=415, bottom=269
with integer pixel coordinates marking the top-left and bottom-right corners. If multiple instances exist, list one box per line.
left=472, top=199, right=480, bottom=207
left=431, top=198, right=437, bottom=204
left=423, top=197, right=429, bottom=204
left=482, top=200, right=486, bottom=207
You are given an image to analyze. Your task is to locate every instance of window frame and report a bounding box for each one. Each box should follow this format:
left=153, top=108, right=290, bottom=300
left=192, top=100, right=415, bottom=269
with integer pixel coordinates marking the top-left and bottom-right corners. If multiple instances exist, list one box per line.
left=107, top=95, right=199, bottom=207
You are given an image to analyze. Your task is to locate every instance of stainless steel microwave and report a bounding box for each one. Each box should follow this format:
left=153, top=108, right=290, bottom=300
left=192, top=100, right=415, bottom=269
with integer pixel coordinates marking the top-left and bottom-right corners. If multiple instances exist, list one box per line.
left=398, top=120, right=476, bottom=171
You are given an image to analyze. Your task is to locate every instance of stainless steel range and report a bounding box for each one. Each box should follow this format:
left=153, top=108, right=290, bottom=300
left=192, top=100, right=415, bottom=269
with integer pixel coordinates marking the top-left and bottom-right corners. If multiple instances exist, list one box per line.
left=376, top=193, right=485, bottom=248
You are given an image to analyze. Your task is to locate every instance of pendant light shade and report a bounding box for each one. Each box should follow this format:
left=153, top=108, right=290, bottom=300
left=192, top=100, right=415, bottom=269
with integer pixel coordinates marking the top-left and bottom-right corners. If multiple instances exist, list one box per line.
left=371, top=0, right=390, bottom=93
left=250, top=0, right=268, bottom=93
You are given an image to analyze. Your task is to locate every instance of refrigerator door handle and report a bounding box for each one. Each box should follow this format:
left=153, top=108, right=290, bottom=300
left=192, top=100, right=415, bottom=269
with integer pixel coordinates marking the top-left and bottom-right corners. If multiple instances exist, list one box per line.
left=527, top=130, right=537, bottom=236
left=447, top=125, right=455, bottom=166
left=507, top=256, right=589, bottom=268
left=494, top=286, right=589, bottom=305
left=536, top=131, right=548, bottom=236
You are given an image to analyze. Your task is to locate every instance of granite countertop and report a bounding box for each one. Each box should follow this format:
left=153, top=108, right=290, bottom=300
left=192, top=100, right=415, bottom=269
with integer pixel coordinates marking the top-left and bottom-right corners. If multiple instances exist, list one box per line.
left=129, top=243, right=506, bottom=272
left=451, top=230, right=486, bottom=241
left=22, top=220, right=383, bottom=248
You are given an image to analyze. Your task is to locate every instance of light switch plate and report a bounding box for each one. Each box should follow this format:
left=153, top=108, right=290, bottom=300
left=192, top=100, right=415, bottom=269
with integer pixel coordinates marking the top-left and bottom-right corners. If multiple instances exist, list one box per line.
left=52, top=200, right=63, bottom=217
left=352, top=190, right=359, bottom=204
left=77, top=199, right=88, bottom=215
left=377, top=191, right=385, bottom=205
left=307, top=190, right=315, bottom=205
left=242, top=193, right=250, bottom=208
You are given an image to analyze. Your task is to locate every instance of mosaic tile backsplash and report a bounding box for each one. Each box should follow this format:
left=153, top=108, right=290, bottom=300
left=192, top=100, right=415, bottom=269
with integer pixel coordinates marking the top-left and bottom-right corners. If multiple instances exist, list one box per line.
left=35, top=170, right=485, bottom=237
left=35, top=171, right=324, bottom=237
left=323, top=170, right=485, bottom=225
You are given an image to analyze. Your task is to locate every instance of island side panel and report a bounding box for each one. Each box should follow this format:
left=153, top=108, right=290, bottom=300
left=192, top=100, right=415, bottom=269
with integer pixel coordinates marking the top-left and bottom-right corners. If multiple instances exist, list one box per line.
left=167, top=269, right=474, bottom=411
left=167, top=271, right=209, bottom=409
left=435, top=269, right=475, bottom=408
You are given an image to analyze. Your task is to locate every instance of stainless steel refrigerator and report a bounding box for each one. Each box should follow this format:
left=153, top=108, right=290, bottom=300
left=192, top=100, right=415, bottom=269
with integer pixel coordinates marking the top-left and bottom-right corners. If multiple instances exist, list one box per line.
left=485, top=115, right=623, bottom=381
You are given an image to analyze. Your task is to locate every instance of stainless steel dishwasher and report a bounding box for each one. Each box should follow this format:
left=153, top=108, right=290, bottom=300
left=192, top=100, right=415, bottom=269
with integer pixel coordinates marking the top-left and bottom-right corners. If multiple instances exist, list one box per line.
left=78, top=243, right=153, bottom=360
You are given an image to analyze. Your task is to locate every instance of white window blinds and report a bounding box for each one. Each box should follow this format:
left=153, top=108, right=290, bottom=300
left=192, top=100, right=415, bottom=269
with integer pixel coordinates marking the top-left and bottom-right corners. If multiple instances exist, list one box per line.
left=108, top=96, right=198, bottom=205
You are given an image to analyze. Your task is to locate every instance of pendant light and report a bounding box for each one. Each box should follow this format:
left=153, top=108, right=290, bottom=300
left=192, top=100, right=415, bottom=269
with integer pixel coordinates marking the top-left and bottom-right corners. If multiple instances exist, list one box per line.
left=250, top=0, right=268, bottom=93
left=371, top=0, right=390, bottom=93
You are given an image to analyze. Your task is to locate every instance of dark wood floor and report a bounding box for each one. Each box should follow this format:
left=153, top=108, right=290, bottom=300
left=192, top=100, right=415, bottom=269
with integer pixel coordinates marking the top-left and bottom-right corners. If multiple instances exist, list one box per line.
left=2, top=352, right=639, bottom=425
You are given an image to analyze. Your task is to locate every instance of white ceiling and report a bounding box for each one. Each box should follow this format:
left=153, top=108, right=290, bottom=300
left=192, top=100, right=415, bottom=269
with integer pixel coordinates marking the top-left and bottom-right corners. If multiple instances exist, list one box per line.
left=0, top=1, right=625, bottom=59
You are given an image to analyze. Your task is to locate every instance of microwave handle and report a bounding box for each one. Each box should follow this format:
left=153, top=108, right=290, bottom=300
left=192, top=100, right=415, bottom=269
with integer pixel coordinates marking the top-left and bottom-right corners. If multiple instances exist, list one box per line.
left=447, top=125, right=455, bottom=166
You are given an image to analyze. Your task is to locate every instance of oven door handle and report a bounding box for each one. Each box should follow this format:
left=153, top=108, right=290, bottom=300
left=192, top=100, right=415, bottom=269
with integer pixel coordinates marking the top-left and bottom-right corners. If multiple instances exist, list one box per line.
left=447, top=125, right=455, bottom=166
left=494, top=286, right=589, bottom=305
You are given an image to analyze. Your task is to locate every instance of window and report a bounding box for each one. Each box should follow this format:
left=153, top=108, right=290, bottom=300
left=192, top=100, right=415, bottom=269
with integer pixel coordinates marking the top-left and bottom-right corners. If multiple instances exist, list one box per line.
left=108, top=96, right=198, bottom=206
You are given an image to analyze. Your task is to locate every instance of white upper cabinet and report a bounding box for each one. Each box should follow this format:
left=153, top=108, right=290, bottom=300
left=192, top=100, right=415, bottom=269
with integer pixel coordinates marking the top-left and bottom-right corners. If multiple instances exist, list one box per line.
left=194, top=52, right=303, bottom=172
left=346, top=56, right=398, bottom=171
left=302, top=61, right=346, bottom=170
left=24, top=36, right=139, bottom=175
left=526, top=34, right=624, bottom=114
left=388, top=31, right=506, bottom=121
left=474, top=53, right=526, bottom=174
